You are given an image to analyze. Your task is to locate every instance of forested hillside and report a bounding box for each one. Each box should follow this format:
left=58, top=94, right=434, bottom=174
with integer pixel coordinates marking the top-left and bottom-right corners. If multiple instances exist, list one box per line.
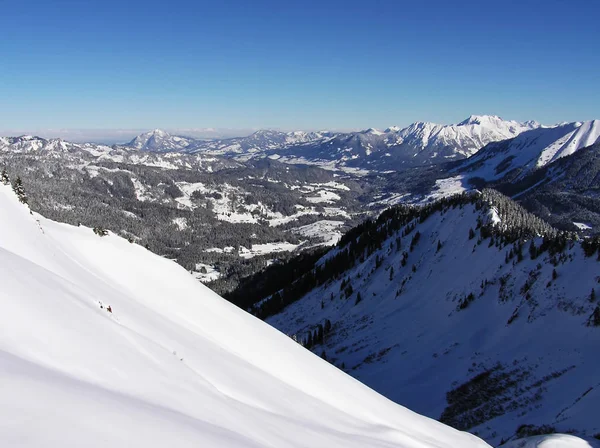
left=228, top=190, right=600, bottom=445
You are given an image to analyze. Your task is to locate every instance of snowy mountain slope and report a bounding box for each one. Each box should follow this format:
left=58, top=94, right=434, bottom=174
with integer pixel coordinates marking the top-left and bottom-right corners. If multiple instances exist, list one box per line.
left=490, top=142, right=600, bottom=232
left=457, top=120, right=600, bottom=181
left=127, top=128, right=195, bottom=152
left=391, top=115, right=539, bottom=160
left=257, top=192, right=600, bottom=445
left=0, top=183, right=492, bottom=448
left=242, top=116, right=539, bottom=171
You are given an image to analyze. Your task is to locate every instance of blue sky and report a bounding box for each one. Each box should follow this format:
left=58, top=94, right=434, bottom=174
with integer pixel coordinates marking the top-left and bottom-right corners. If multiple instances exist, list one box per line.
left=1, top=0, right=599, bottom=137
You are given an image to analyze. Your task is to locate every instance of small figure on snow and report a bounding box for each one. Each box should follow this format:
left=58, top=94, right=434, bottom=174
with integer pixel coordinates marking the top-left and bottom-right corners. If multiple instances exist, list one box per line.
left=107, top=305, right=112, bottom=313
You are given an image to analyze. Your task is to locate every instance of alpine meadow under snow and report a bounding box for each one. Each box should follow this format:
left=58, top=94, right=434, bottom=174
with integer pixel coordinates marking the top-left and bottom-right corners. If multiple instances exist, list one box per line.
left=0, top=182, right=492, bottom=448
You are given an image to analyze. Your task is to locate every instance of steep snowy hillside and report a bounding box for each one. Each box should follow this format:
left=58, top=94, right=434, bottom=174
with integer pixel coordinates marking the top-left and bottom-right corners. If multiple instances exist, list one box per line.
left=255, top=191, right=600, bottom=445
left=0, top=182, right=493, bottom=448
left=457, top=120, right=600, bottom=181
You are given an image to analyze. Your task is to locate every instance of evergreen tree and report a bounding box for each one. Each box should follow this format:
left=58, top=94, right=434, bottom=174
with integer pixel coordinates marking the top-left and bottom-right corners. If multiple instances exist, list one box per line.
left=316, top=324, right=324, bottom=343
left=591, top=288, right=596, bottom=303
left=306, top=331, right=313, bottom=348
left=437, top=240, right=442, bottom=252
left=12, top=176, right=28, bottom=204
left=589, top=306, right=600, bottom=327
left=389, top=266, right=394, bottom=281
left=529, top=240, right=538, bottom=260
left=1, top=168, right=9, bottom=185
left=355, top=291, right=362, bottom=305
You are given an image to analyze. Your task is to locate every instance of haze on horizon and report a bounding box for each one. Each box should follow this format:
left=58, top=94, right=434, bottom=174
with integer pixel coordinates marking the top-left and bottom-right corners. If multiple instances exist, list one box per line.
left=1, top=0, right=599, bottom=141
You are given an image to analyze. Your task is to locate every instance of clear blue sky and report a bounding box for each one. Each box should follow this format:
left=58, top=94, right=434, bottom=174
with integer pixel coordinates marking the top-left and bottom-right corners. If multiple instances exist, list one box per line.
left=1, top=0, right=599, bottom=135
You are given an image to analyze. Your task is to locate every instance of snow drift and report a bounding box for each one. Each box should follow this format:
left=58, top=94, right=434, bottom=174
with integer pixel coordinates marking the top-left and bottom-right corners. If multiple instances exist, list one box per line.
left=0, top=183, right=489, bottom=448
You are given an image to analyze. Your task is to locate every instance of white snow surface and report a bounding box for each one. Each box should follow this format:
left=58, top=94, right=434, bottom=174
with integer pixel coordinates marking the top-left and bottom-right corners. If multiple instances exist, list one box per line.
left=0, top=183, right=492, bottom=448
left=503, top=435, right=600, bottom=448
left=294, top=220, right=345, bottom=246
left=573, top=222, right=592, bottom=231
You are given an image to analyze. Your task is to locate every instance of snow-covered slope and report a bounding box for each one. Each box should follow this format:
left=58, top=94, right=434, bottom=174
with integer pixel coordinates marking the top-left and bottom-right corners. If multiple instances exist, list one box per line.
left=261, top=192, right=600, bottom=445
left=0, top=183, right=489, bottom=448
left=458, top=120, right=600, bottom=181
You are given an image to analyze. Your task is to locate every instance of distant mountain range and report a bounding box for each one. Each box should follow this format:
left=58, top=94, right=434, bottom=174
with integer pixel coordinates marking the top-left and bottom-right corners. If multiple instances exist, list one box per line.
left=5, top=116, right=599, bottom=176
left=3, top=115, right=600, bottom=238
left=118, top=115, right=541, bottom=171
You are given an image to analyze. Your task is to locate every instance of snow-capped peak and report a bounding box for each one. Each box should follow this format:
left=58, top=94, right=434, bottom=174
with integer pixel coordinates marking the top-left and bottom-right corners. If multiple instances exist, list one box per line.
left=458, top=115, right=504, bottom=126
left=363, top=127, right=384, bottom=135
left=127, top=129, right=193, bottom=152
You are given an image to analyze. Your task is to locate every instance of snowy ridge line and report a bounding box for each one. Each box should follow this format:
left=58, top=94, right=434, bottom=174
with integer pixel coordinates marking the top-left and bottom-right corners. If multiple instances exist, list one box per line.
left=240, top=189, right=558, bottom=320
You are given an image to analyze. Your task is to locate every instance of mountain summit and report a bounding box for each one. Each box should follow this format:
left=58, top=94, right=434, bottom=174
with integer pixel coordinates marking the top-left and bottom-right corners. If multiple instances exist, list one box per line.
left=127, top=129, right=194, bottom=152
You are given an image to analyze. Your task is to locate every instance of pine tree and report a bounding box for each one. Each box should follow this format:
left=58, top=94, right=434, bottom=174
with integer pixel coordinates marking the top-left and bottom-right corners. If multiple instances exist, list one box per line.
left=389, top=266, right=394, bottom=281
left=437, top=240, right=442, bottom=252
left=589, top=306, right=600, bottom=327
left=529, top=240, right=538, bottom=260
left=355, top=291, right=362, bottom=305
left=12, top=176, right=28, bottom=204
left=306, top=332, right=313, bottom=348
left=317, top=324, right=323, bottom=343
left=591, top=288, right=596, bottom=303
left=1, top=168, right=9, bottom=185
